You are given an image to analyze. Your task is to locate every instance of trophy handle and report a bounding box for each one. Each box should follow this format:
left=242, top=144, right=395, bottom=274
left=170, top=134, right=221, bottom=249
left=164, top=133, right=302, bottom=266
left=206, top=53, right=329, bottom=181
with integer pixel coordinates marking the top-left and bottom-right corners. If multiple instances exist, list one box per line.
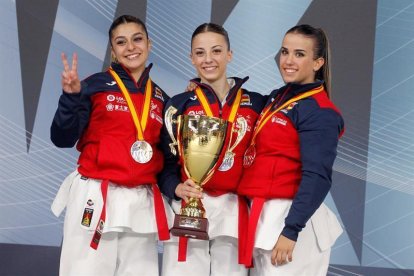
left=164, top=106, right=178, bottom=155
left=227, top=117, right=247, bottom=152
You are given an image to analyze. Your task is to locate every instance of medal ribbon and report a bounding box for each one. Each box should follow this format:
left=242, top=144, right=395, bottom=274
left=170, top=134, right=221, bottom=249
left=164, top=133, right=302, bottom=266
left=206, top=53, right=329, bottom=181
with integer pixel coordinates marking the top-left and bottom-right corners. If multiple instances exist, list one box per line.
left=194, top=86, right=242, bottom=123
left=193, top=87, right=243, bottom=177
left=250, top=85, right=324, bottom=146
left=194, top=86, right=213, bottom=117
left=109, top=68, right=152, bottom=141
left=227, top=88, right=242, bottom=123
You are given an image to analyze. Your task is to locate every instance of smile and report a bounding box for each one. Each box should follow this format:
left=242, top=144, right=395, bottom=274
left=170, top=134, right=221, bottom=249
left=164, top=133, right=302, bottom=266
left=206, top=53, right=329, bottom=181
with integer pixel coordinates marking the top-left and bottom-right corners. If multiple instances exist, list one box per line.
left=126, top=54, right=140, bottom=60
left=284, top=68, right=297, bottom=73
left=203, top=66, right=217, bottom=72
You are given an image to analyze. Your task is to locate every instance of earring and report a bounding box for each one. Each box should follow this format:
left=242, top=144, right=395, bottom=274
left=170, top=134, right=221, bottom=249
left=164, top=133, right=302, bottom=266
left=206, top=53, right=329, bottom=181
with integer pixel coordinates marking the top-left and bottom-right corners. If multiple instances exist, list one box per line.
left=111, top=55, right=118, bottom=63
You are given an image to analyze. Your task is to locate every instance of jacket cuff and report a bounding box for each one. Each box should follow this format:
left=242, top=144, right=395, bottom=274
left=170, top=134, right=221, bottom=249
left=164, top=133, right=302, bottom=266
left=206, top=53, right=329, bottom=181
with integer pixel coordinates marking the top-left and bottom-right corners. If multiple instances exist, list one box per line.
left=281, top=225, right=299, bottom=242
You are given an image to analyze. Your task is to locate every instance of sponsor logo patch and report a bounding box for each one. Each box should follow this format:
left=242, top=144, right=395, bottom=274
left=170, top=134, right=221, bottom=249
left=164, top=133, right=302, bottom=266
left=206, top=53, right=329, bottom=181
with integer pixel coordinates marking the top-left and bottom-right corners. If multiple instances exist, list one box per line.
left=107, top=94, right=115, bottom=102
left=188, top=110, right=205, bottom=116
left=106, top=103, right=128, bottom=112
left=271, top=116, right=287, bottom=126
left=154, top=87, right=164, bottom=101
left=150, top=102, right=163, bottom=124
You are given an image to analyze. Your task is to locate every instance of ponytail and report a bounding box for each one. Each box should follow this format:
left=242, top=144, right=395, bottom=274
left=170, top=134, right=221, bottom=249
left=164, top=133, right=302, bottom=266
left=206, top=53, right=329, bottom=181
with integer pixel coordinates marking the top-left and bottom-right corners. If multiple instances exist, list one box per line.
left=286, top=25, right=331, bottom=97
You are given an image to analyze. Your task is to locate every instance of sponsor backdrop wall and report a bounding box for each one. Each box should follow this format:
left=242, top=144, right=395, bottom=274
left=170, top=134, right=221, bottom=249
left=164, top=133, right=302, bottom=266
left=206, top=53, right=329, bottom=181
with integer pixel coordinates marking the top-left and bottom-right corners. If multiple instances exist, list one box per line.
left=1, top=0, right=413, bottom=275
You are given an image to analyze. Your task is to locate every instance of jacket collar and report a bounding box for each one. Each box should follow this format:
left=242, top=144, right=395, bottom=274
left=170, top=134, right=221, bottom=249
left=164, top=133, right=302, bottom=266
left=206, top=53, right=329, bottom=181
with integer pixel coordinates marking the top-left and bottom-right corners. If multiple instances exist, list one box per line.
left=109, top=62, right=153, bottom=89
left=190, top=76, right=249, bottom=105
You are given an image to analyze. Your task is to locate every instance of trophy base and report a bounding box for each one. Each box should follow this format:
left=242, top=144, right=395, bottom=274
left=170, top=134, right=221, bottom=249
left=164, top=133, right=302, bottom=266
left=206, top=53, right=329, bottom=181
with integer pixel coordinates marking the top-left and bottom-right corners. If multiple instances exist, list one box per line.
left=170, top=215, right=209, bottom=240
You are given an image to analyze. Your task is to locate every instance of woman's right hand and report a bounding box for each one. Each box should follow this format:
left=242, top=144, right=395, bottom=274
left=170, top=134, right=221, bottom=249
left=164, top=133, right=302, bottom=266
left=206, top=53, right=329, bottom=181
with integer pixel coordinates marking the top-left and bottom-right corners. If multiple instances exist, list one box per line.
left=175, top=179, right=203, bottom=203
left=61, top=52, right=81, bottom=94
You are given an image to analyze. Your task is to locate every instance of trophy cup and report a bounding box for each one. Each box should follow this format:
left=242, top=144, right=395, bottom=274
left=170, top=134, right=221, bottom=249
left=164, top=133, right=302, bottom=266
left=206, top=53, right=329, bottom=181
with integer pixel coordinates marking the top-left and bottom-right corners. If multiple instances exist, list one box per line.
left=165, top=107, right=228, bottom=240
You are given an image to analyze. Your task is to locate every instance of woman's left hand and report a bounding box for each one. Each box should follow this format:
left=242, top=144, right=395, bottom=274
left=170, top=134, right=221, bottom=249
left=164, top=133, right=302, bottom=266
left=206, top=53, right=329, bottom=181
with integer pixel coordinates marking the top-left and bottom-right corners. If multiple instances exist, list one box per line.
left=271, top=234, right=296, bottom=266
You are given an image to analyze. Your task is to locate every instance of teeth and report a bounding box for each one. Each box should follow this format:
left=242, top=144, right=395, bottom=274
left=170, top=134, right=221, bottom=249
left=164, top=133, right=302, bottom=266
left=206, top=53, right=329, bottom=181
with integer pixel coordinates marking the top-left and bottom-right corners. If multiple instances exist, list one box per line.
left=285, top=69, right=296, bottom=73
left=127, top=54, right=139, bottom=59
left=204, top=66, right=216, bottom=72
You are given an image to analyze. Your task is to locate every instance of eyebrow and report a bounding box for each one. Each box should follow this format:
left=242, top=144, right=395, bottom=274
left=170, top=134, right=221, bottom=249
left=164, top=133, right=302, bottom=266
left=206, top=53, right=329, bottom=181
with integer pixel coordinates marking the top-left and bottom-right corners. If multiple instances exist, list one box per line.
left=194, top=44, right=223, bottom=49
left=281, top=47, right=307, bottom=53
left=114, top=32, right=144, bottom=40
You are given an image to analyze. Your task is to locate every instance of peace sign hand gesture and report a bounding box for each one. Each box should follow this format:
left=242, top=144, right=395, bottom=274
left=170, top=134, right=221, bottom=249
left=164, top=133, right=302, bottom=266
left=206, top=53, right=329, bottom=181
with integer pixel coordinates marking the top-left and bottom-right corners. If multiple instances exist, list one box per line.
left=61, top=52, right=81, bottom=94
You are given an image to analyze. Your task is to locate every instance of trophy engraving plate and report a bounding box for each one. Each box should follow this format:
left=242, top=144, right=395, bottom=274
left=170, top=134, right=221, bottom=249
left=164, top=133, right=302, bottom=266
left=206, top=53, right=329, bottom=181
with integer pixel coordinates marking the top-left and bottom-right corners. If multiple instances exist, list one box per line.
left=178, top=216, right=202, bottom=229
left=171, top=215, right=209, bottom=240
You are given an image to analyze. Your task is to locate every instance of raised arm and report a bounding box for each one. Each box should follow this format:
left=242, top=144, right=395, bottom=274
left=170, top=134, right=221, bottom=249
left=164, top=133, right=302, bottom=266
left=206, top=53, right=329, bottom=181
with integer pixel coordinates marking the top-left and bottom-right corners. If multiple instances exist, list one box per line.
left=50, top=53, right=91, bottom=148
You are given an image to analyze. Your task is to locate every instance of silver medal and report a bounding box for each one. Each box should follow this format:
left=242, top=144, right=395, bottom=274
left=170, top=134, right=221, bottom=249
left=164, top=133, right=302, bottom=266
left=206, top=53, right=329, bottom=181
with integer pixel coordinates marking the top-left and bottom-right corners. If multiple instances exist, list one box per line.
left=218, top=151, right=235, bottom=171
left=219, top=117, right=248, bottom=171
left=131, top=140, right=153, bottom=163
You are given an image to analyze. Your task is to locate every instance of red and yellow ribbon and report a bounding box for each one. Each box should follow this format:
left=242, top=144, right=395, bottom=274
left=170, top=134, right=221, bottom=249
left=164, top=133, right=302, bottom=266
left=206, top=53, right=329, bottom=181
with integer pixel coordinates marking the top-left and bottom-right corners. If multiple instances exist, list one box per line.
left=109, top=68, right=152, bottom=141
left=194, top=86, right=242, bottom=123
left=249, top=85, right=324, bottom=146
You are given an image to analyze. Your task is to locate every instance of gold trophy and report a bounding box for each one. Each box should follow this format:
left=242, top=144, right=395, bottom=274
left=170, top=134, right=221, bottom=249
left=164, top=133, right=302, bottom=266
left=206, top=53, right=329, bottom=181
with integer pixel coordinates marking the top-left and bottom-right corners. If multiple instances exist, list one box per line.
left=165, top=107, right=227, bottom=240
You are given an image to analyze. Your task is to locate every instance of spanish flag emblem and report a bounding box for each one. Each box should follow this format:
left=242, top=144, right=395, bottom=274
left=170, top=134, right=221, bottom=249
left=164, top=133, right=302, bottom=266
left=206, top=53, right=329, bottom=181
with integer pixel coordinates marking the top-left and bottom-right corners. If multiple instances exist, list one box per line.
left=240, top=94, right=251, bottom=105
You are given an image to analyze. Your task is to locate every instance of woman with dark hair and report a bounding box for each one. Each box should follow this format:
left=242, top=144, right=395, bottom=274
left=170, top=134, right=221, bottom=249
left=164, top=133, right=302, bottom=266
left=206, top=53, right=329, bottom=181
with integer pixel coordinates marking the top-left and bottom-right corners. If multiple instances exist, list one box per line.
left=50, top=15, right=172, bottom=275
left=238, top=24, right=344, bottom=275
left=159, top=23, right=265, bottom=276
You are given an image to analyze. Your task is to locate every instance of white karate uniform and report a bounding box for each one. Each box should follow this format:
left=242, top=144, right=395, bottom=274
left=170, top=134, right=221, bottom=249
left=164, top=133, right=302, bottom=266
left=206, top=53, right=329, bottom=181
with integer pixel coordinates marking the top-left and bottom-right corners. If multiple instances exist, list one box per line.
left=249, top=199, right=342, bottom=276
left=51, top=171, right=174, bottom=276
left=161, top=192, right=247, bottom=276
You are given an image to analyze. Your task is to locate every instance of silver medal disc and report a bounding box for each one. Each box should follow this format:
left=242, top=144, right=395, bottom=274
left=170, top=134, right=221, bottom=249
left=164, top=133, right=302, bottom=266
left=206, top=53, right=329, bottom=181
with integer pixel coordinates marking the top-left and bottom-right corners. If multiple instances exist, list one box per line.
left=218, top=151, right=235, bottom=171
left=243, top=145, right=256, bottom=168
left=131, top=140, right=153, bottom=163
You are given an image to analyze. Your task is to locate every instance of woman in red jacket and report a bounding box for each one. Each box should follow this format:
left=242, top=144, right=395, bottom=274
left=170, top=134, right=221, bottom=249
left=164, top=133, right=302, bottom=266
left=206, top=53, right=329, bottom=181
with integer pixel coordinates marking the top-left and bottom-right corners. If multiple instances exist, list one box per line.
left=238, top=24, right=344, bottom=275
left=50, top=15, right=172, bottom=276
left=159, top=23, right=265, bottom=276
